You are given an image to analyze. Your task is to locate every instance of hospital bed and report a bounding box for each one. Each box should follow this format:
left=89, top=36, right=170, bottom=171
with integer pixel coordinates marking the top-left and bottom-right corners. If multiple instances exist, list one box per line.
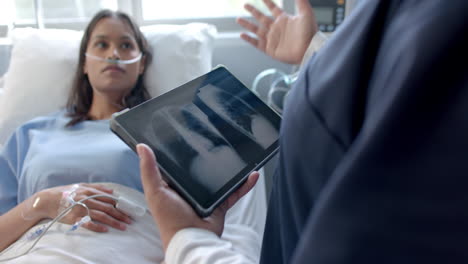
left=0, top=24, right=267, bottom=263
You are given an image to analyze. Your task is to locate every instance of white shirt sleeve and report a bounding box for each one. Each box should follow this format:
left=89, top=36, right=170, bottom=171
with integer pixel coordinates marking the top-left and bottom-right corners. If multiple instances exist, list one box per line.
left=165, top=227, right=259, bottom=264
left=164, top=171, right=268, bottom=264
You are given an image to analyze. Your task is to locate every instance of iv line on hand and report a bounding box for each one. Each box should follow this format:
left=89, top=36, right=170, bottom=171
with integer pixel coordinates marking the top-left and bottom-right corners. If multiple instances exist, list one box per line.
left=0, top=193, right=145, bottom=262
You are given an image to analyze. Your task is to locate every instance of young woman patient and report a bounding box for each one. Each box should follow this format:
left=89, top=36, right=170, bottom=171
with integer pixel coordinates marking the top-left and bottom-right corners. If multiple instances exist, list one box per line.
left=0, top=10, right=266, bottom=263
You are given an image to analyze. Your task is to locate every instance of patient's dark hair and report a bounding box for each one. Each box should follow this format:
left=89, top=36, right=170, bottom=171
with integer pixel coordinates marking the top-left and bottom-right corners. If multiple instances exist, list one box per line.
left=66, top=9, right=152, bottom=126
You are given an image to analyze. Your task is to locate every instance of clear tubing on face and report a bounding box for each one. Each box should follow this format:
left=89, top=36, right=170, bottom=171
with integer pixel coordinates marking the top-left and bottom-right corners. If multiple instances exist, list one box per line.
left=85, top=53, right=143, bottom=64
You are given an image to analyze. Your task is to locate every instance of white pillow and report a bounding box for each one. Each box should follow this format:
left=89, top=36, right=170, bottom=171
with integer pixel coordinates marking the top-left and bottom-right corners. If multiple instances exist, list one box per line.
left=0, top=24, right=217, bottom=145
left=141, top=24, right=216, bottom=97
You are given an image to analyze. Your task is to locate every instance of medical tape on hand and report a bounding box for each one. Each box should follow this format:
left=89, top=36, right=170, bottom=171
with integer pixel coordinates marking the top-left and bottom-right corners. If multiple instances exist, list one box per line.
left=58, top=184, right=79, bottom=215
left=85, top=53, right=143, bottom=65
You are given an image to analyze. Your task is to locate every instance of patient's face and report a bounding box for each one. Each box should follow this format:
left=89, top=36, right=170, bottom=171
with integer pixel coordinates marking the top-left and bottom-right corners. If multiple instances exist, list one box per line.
left=84, top=17, right=145, bottom=101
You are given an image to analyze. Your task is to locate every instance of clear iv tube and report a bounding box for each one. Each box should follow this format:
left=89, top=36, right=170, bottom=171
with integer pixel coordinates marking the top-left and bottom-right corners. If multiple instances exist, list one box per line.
left=0, top=193, right=146, bottom=262
left=0, top=194, right=116, bottom=262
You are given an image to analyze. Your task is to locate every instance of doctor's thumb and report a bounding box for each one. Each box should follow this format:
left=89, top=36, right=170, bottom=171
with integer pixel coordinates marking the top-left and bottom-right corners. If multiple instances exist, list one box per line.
left=137, top=144, right=164, bottom=195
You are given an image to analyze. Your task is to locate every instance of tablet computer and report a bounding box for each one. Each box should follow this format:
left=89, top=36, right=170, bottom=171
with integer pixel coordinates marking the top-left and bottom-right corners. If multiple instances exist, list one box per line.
left=110, top=65, right=281, bottom=217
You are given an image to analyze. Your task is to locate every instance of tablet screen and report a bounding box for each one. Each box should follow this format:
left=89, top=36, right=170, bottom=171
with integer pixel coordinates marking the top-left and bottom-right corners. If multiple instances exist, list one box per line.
left=113, top=66, right=281, bottom=209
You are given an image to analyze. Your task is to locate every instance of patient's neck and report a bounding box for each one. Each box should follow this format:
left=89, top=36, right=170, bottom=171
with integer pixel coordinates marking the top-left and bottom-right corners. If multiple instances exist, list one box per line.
left=88, top=94, right=123, bottom=120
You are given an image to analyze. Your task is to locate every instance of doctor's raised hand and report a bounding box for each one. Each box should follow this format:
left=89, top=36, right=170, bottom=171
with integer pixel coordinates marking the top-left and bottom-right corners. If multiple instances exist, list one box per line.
left=236, top=0, right=318, bottom=64
left=137, top=143, right=259, bottom=251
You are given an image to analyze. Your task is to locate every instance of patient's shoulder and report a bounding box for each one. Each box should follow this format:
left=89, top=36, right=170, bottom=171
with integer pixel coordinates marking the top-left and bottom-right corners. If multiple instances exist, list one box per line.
left=2, top=110, right=70, bottom=147
left=17, top=109, right=69, bottom=132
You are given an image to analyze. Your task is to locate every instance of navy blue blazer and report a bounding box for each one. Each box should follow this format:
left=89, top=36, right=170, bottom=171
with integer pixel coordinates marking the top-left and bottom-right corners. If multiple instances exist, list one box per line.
left=260, top=0, right=468, bottom=263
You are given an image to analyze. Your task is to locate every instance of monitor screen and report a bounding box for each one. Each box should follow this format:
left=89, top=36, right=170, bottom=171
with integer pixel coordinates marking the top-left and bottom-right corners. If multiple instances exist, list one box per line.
left=314, top=7, right=334, bottom=24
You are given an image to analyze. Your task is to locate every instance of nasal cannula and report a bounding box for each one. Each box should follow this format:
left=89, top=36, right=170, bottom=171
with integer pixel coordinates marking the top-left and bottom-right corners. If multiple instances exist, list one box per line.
left=85, top=52, right=143, bottom=64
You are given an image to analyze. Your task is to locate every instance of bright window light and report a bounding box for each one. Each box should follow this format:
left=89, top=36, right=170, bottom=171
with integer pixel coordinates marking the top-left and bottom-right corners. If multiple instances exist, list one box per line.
left=14, top=0, right=117, bottom=22
left=9, top=0, right=289, bottom=31
left=141, top=0, right=282, bottom=20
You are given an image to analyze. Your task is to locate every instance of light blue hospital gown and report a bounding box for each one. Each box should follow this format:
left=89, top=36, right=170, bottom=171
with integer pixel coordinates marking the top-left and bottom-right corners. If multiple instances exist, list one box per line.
left=0, top=110, right=142, bottom=214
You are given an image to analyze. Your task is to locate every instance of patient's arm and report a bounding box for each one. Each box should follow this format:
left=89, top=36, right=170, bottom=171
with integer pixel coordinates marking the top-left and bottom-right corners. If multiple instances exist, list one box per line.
left=0, top=121, right=136, bottom=252
left=0, top=194, right=46, bottom=251
left=0, top=184, right=133, bottom=252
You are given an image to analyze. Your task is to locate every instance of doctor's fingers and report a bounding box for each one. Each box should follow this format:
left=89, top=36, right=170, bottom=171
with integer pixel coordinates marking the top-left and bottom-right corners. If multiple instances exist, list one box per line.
left=262, top=0, right=284, bottom=18
left=84, top=198, right=132, bottom=224
left=237, top=19, right=264, bottom=51
left=219, top=171, right=260, bottom=213
left=244, top=3, right=275, bottom=29
left=237, top=17, right=267, bottom=43
left=237, top=21, right=268, bottom=53
left=241, top=8, right=273, bottom=42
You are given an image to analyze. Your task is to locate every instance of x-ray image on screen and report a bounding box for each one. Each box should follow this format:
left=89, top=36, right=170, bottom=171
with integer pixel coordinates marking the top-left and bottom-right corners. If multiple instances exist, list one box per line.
left=146, top=104, right=247, bottom=193
left=195, top=84, right=279, bottom=151
left=143, top=82, right=280, bottom=194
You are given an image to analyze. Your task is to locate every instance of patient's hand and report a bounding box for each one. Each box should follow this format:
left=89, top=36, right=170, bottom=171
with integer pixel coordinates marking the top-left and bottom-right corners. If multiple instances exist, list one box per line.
left=137, top=144, right=259, bottom=251
left=236, top=0, right=318, bottom=64
left=37, top=183, right=132, bottom=232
